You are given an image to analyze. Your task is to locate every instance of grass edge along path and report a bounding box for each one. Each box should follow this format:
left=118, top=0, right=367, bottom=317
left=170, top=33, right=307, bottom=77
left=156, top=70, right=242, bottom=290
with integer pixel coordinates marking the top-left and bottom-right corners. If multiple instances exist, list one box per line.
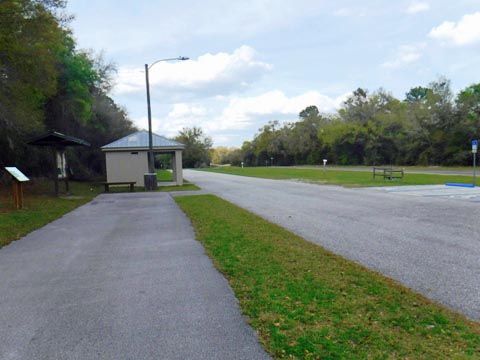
left=176, top=194, right=480, bottom=359
left=202, top=167, right=474, bottom=188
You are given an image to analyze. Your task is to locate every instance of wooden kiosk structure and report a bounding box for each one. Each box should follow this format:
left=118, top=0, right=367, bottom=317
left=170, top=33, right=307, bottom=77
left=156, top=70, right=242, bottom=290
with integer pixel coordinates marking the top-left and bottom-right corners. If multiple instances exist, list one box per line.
left=28, top=131, right=90, bottom=196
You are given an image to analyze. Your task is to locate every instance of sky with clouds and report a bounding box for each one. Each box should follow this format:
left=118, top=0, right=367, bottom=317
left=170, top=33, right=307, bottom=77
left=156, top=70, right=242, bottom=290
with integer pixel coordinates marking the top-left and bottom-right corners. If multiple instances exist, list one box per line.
left=66, top=0, right=480, bottom=147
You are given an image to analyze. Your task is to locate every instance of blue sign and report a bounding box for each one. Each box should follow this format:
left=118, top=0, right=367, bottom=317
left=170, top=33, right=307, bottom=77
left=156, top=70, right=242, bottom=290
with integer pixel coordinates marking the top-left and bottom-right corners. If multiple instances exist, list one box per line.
left=473, top=140, right=478, bottom=146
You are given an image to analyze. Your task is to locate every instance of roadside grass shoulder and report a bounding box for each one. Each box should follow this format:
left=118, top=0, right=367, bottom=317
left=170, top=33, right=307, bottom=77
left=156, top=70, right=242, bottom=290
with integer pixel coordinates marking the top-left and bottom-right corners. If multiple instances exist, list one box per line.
left=0, top=181, right=101, bottom=248
left=176, top=194, right=480, bottom=359
left=202, top=167, right=473, bottom=187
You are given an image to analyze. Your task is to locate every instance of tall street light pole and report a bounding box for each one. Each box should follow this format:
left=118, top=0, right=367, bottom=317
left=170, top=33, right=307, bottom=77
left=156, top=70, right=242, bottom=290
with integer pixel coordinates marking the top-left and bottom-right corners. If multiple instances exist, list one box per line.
left=144, top=56, right=189, bottom=190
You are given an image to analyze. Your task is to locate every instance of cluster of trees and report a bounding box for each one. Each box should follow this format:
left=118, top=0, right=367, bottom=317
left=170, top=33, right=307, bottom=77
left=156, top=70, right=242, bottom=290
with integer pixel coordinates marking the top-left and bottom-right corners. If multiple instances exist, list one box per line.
left=174, top=127, right=212, bottom=168
left=0, top=0, right=136, bottom=180
left=216, top=78, right=480, bottom=167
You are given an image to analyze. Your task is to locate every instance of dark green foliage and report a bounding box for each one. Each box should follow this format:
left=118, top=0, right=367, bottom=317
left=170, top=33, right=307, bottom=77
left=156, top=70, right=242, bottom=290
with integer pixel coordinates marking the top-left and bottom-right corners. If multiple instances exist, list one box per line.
left=174, top=127, right=212, bottom=168
left=0, top=0, right=136, bottom=181
left=238, top=79, right=480, bottom=167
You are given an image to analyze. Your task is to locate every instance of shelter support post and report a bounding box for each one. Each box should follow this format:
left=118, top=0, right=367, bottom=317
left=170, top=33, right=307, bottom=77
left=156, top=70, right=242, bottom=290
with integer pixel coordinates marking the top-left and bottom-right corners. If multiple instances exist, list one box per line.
left=172, top=155, right=177, bottom=183
left=174, top=150, right=183, bottom=186
left=52, top=149, right=59, bottom=197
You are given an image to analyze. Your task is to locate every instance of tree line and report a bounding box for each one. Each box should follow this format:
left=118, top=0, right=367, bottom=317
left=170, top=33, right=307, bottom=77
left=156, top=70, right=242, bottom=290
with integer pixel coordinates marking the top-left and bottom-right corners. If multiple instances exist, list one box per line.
left=214, top=78, right=480, bottom=167
left=2, top=1, right=479, bottom=176
left=0, top=0, right=137, bottom=181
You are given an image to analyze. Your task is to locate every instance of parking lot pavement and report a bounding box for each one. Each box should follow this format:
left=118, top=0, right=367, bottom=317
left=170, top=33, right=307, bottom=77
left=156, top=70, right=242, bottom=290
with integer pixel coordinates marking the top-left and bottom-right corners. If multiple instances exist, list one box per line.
left=362, top=184, right=480, bottom=201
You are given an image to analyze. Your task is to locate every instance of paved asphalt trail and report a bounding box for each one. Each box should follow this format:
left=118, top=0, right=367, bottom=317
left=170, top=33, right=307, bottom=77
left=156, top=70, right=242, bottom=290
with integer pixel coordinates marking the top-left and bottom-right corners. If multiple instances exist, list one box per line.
left=184, top=170, right=480, bottom=322
left=0, top=192, right=269, bottom=360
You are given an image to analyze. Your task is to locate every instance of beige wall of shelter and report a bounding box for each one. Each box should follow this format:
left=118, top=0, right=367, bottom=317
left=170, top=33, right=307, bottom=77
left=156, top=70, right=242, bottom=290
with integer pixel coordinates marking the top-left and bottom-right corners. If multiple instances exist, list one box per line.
left=101, top=130, right=184, bottom=186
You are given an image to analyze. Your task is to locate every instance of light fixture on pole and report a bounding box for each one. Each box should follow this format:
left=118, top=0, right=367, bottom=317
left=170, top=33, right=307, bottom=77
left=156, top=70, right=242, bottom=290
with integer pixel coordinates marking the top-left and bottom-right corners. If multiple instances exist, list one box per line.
left=144, top=56, right=189, bottom=190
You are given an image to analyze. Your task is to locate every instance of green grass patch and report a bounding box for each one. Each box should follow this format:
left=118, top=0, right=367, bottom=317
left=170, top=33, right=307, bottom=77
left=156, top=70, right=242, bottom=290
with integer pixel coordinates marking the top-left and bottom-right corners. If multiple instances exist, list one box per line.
left=176, top=194, right=480, bottom=359
left=295, top=165, right=473, bottom=173
left=202, top=167, right=474, bottom=187
left=0, top=180, right=102, bottom=249
left=156, top=169, right=174, bottom=182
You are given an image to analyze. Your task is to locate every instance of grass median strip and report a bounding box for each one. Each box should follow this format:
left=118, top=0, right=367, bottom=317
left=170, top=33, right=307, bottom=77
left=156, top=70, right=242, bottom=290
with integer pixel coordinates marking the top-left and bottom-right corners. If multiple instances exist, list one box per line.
left=176, top=194, right=480, bottom=359
left=202, top=167, right=473, bottom=187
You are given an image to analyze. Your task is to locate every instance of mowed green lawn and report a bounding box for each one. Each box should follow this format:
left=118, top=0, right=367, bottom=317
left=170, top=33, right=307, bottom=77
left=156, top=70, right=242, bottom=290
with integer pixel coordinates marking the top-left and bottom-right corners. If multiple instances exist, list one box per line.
left=176, top=194, right=480, bottom=359
left=202, top=166, right=475, bottom=187
left=156, top=169, right=174, bottom=181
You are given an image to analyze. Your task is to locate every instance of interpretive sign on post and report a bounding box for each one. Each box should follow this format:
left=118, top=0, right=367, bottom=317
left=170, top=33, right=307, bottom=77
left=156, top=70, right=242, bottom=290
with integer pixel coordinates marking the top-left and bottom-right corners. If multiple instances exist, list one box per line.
left=4, top=167, right=29, bottom=209
left=5, top=167, right=29, bottom=182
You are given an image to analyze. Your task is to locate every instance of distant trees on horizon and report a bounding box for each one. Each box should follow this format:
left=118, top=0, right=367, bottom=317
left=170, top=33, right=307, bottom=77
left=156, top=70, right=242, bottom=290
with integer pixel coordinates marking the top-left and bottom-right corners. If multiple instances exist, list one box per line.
left=213, top=77, right=480, bottom=167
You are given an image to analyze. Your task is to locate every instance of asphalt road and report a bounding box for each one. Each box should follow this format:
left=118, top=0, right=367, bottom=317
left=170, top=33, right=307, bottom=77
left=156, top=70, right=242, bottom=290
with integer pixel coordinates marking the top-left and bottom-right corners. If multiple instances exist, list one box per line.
left=0, top=192, right=269, bottom=360
left=184, top=170, right=480, bottom=322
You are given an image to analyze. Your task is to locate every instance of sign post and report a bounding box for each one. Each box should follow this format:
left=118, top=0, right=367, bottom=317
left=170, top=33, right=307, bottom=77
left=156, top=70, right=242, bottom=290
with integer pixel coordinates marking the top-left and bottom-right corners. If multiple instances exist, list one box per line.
left=473, top=140, right=477, bottom=186
left=4, top=167, right=29, bottom=209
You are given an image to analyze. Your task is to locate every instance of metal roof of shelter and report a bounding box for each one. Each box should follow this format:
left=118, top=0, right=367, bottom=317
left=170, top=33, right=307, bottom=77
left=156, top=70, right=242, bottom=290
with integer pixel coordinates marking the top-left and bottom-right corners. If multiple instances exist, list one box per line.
left=28, top=131, right=90, bottom=148
left=101, top=130, right=184, bottom=151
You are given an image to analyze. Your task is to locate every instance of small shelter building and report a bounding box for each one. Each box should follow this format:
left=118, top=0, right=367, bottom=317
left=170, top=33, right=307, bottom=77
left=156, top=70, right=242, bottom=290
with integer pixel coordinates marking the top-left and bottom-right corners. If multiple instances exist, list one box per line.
left=101, top=130, right=185, bottom=187
left=28, top=131, right=90, bottom=196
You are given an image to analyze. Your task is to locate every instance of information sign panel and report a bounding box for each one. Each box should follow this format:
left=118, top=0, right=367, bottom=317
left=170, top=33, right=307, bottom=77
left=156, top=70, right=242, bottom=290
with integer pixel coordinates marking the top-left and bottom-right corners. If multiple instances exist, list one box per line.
left=4, top=167, right=29, bottom=182
left=473, top=140, right=478, bottom=153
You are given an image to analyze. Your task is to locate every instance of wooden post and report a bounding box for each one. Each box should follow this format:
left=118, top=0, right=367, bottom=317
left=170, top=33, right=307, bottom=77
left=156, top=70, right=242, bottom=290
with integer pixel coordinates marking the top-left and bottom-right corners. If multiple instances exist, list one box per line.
left=12, top=181, right=17, bottom=208
left=18, top=181, right=23, bottom=209
left=12, top=180, right=24, bottom=209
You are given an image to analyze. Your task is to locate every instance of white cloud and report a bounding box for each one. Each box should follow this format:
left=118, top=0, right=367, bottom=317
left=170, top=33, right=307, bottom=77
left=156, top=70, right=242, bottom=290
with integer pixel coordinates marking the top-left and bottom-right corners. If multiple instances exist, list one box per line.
left=406, top=2, right=430, bottom=14
left=207, top=90, right=346, bottom=132
left=160, top=104, right=209, bottom=137
left=381, top=44, right=424, bottom=69
left=168, top=104, right=207, bottom=119
left=113, top=46, right=272, bottom=96
left=142, top=90, right=347, bottom=146
left=429, top=12, right=480, bottom=46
